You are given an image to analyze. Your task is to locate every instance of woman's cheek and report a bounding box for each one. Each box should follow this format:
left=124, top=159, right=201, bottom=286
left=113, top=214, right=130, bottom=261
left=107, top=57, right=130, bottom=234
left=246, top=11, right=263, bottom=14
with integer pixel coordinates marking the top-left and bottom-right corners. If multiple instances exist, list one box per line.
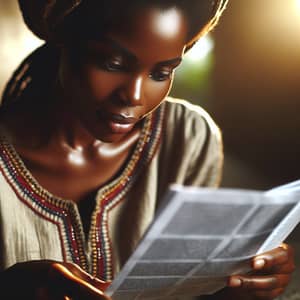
left=83, top=67, right=121, bottom=100
left=141, top=79, right=172, bottom=117
left=146, top=78, right=173, bottom=105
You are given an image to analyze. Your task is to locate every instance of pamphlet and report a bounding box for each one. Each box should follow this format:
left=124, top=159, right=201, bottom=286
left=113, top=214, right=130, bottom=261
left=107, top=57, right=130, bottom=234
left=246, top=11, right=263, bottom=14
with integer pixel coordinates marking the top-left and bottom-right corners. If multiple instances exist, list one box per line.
left=106, top=180, right=300, bottom=300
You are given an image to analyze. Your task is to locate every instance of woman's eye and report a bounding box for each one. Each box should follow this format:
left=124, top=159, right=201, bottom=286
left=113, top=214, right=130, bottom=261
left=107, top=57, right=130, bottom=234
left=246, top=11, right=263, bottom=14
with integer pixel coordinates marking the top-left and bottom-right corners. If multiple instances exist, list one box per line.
left=149, top=69, right=173, bottom=82
left=90, top=54, right=125, bottom=72
left=103, top=58, right=123, bottom=71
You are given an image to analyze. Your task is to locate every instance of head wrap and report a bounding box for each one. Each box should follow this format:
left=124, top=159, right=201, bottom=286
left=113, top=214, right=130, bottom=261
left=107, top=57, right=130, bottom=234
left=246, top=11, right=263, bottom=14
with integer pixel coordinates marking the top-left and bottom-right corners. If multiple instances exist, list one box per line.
left=18, top=0, right=228, bottom=42
left=18, top=0, right=82, bottom=41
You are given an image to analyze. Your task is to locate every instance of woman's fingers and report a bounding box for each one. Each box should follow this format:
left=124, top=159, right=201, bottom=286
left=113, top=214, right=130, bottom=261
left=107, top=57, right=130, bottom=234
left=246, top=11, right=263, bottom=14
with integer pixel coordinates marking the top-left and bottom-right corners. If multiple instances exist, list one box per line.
left=228, top=274, right=291, bottom=290
left=1, top=260, right=111, bottom=299
left=226, top=244, right=295, bottom=299
left=253, top=288, right=285, bottom=300
left=49, top=263, right=111, bottom=300
left=252, top=243, right=295, bottom=273
left=62, top=262, right=111, bottom=291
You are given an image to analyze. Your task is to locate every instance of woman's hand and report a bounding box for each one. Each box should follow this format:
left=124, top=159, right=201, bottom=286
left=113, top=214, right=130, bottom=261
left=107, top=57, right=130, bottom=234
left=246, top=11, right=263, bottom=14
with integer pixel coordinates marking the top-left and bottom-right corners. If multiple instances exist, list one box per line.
left=225, top=243, right=295, bottom=299
left=0, top=260, right=111, bottom=300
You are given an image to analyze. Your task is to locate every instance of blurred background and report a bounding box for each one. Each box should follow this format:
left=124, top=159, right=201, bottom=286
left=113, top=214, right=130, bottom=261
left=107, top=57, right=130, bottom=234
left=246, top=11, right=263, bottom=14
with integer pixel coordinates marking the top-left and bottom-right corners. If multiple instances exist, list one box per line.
left=174, top=0, right=300, bottom=191
left=1, top=0, right=300, bottom=191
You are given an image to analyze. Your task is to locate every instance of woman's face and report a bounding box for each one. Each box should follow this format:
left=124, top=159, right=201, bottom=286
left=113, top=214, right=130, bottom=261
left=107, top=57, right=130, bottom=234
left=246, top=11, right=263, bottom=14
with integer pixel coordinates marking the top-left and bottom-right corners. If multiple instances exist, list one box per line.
left=60, top=6, right=188, bottom=143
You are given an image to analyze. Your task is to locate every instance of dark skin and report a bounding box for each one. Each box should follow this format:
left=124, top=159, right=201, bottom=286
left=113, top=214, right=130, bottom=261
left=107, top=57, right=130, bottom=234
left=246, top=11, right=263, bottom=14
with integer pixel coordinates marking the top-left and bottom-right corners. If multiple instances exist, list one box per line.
left=0, top=6, right=295, bottom=300
left=1, top=261, right=110, bottom=300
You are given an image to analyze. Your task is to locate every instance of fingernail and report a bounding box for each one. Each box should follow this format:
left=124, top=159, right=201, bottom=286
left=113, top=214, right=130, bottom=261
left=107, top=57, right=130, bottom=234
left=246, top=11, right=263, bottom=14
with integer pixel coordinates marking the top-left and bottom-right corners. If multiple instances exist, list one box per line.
left=229, top=277, right=242, bottom=287
left=254, top=258, right=265, bottom=269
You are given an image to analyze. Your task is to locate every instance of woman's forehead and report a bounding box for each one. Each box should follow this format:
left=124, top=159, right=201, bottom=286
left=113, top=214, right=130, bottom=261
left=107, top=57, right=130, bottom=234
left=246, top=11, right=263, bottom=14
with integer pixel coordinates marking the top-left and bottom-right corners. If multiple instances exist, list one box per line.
left=114, top=7, right=187, bottom=37
left=143, top=7, right=187, bottom=40
left=98, top=7, right=188, bottom=62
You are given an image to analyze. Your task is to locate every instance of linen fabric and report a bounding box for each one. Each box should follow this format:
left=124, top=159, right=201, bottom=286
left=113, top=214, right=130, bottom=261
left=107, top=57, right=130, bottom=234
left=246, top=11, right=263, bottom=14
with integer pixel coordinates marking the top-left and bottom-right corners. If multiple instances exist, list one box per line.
left=0, top=98, right=223, bottom=279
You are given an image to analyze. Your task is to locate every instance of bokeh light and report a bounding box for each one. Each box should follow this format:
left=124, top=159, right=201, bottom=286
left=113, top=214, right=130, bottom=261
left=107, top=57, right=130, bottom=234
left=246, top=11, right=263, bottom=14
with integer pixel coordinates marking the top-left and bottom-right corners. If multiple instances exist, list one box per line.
left=170, top=34, right=215, bottom=104
left=184, top=35, right=215, bottom=63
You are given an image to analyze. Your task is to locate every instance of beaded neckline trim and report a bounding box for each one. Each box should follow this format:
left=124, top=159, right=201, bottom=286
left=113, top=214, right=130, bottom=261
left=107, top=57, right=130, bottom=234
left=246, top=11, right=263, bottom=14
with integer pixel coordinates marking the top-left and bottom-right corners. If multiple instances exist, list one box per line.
left=0, top=104, right=165, bottom=280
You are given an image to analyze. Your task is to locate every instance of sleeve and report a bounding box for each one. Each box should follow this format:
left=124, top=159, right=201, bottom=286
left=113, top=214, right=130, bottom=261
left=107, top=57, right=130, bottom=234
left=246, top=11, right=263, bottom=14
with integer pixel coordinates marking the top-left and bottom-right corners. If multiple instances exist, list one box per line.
left=182, top=102, right=223, bottom=187
left=158, top=98, right=224, bottom=195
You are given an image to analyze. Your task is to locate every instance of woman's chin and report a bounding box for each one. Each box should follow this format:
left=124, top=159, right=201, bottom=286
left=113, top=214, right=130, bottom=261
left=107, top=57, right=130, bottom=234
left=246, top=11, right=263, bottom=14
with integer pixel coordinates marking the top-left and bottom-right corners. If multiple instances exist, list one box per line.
left=82, top=117, right=142, bottom=144
left=93, top=132, right=126, bottom=144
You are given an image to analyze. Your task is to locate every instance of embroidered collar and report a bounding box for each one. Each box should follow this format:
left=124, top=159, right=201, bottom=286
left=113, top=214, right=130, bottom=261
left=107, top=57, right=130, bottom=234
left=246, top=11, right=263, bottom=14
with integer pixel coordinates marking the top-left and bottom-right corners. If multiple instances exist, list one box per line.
left=0, top=104, right=165, bottom=280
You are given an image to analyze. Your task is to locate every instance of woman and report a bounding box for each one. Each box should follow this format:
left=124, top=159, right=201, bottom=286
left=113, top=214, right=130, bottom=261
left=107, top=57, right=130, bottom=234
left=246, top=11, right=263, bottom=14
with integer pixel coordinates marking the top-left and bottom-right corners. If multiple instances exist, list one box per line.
left=0, top=0, right=295, bottom=299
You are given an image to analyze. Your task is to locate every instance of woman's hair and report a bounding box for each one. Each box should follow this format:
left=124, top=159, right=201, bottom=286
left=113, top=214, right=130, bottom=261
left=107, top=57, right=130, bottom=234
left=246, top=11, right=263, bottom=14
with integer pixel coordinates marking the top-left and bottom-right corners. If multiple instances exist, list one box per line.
left=1, top=0, right=228, bottom=109
left=19, top=0, right=228, bottom=45
left=56, top=0, right=228, bottom=47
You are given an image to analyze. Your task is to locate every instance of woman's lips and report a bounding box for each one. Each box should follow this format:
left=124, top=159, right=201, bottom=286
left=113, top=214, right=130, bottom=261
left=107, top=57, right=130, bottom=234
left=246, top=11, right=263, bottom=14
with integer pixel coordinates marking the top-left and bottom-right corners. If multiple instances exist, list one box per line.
left=109, top=113, right=138, bottom=124
left=96, top=110, right=138, bottom=134
left=108, top=121, right=135, bottom=133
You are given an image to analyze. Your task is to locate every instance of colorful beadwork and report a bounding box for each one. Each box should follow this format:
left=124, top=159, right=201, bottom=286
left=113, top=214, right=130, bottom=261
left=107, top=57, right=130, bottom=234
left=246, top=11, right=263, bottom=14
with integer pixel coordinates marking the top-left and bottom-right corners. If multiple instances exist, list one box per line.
left=0, top=104, right=165, bottom=281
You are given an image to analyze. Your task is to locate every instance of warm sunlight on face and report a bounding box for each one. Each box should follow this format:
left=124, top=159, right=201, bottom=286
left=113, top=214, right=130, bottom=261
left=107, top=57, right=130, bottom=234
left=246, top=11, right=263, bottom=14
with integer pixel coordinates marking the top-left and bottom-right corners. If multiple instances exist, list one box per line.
left=153, top=8, right=184, bottom=38
left=68, top=147, right=85, bottom=165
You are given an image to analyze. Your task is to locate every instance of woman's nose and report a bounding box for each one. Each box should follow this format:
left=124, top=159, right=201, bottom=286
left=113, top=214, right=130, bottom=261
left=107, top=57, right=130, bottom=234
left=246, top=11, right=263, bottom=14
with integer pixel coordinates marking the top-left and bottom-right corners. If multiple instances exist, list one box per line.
left=119, top=75, right=144, bottom=106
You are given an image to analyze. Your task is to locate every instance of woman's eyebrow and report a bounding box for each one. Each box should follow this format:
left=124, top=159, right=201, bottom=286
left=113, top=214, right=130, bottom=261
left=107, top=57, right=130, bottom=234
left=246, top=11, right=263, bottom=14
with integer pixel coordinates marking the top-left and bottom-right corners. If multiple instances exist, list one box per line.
left=96, top=37, right=182, bottom=66
left=100, top=37, right=137, bottom=61
left=156, top=57, right=182, bottom=66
